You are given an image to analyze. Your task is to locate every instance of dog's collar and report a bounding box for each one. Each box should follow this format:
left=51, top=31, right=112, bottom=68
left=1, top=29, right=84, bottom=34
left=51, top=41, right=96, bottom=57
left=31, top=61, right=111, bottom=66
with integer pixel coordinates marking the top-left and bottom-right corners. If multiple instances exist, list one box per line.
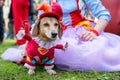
left=32, top=37, right=60, bottom=49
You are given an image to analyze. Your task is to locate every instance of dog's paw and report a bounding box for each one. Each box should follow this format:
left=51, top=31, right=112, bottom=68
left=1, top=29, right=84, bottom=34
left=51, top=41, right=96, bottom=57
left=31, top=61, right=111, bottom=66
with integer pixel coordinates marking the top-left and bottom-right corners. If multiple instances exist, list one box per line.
left=47, top=69, right=57, bottom=75
left=63, top=42, right=68, bottom=51
left=28, top=69, right=35, bottom=76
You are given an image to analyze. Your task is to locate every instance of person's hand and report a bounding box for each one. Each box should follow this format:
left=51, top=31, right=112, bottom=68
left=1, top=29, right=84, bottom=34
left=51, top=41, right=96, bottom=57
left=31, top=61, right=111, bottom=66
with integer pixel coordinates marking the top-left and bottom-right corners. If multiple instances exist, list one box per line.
left=0, top=0, right=5, bottom=7
left=80, top=31, right=97, bottom=41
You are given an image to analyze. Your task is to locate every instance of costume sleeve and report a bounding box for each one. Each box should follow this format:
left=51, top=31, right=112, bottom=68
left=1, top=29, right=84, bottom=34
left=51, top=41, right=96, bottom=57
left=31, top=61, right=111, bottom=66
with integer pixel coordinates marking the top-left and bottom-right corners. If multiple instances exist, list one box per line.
left=54, top=44, right=63, bottom=49
left=84, top=0, right=111, bottom=22
left=44, top=59, right=54, bottom=70
left=23, top=34, right=32, bottom=41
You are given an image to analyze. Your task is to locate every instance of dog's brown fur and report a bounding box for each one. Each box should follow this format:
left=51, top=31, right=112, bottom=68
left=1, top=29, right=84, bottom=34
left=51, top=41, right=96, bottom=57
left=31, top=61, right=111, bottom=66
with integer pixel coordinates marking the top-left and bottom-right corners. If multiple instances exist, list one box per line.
left=32, top=16, right=63, bottom=41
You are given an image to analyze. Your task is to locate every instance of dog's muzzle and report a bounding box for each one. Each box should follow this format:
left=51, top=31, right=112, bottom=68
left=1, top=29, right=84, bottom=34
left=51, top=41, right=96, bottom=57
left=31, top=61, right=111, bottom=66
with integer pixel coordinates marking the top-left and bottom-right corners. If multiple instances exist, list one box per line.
left=51, top=32, right=57, bottom=38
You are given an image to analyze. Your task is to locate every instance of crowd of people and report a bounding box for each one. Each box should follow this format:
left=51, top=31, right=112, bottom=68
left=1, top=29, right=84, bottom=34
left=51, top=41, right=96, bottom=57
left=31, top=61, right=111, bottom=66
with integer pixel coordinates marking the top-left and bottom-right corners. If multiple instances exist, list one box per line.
left=1, top=0, right=120, bottom=72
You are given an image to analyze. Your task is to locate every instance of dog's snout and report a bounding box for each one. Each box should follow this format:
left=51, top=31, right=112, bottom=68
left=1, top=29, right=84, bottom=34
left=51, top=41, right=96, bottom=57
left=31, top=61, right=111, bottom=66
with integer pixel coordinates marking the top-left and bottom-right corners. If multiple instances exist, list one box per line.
left=51, top=32, right=57, bottom=38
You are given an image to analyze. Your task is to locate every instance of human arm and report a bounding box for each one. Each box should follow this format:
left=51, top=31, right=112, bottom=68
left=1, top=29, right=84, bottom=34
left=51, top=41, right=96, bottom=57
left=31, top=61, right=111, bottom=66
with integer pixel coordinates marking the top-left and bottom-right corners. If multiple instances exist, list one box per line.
left=80, top=19, right=108, bottom=41
left=80, top=0, right=111, bottom=41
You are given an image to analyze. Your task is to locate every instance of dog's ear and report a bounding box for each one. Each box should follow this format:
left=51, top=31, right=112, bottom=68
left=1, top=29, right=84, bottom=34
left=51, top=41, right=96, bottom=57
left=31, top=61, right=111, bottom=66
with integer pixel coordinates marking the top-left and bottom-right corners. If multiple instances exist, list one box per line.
left=58, top=22, right=63, bottom=39
left=32, top=19, right=40, bottom=36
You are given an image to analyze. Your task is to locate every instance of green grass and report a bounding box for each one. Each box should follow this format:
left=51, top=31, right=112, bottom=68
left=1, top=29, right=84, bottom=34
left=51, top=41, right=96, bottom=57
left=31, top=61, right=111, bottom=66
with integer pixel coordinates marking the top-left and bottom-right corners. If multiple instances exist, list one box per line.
left=0, top=39, right=120, bottom=80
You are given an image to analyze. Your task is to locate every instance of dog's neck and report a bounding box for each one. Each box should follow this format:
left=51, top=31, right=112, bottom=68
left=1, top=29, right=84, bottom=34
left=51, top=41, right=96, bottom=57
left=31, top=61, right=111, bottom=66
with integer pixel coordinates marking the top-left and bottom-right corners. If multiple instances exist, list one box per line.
left=33, top=36, right=60, bottom=49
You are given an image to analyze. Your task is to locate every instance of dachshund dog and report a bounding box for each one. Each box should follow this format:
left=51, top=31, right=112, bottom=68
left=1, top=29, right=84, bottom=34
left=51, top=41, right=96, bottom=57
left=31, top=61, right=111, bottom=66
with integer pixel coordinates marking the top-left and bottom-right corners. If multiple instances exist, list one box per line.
left=17, top=16, right=68, bottom=75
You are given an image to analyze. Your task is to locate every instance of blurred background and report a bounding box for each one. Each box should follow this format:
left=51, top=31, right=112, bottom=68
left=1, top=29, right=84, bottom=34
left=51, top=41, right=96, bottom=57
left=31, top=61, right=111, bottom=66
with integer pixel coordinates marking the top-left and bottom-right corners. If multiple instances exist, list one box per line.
left=3, top=0, right=41, bottom=39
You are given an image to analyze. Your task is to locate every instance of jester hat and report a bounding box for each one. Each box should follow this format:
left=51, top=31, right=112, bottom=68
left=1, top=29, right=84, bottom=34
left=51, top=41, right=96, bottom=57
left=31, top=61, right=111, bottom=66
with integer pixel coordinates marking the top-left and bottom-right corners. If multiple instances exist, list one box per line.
left=37, top=2, right=63, bottom=20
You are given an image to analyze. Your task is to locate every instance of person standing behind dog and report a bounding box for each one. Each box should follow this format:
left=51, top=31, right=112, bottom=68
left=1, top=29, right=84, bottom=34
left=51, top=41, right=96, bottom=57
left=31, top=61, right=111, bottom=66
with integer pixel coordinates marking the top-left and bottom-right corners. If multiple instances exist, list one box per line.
left=0, top=0, right=5, bottom=44
left=41, top=0, right=120, bottom=72
left=12, top=0, right=30, bottom=45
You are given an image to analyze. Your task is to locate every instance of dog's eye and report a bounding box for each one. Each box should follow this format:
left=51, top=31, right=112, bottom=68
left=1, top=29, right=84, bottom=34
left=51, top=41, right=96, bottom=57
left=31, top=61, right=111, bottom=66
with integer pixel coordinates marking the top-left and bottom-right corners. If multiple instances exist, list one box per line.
left=44, top=23, right=49, bottom=27
left=54, top=23, right=59, bottom=27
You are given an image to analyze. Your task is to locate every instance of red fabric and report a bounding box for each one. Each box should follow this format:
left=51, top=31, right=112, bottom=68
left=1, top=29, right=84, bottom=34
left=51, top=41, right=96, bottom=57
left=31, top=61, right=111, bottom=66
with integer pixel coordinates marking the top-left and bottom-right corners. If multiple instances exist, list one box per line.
left=52, top=2, right=63, bottom=20
left=38, top=2, right=63, bottom=21
left=44, top=63, right=54, bottom=66
left=101, top=0, right=120, bottom=35
left=90, top=29, right=99, bottom=36
left=24, top=36, right=63, bottom=67
left=26, top=40, right=63, bottom=60
left=70, top=10, right=85, bottom=27
left=40, top=12, right=59, bottom=20
left=12, top=0, right=30, bottom=45
left=23, top=34, right=32, bottom=42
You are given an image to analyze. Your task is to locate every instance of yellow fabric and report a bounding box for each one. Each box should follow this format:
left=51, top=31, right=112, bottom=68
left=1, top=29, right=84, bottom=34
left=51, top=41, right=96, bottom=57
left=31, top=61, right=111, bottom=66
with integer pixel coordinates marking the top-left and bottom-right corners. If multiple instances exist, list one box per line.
left=26, top=56, right=30, bottom=62
left=76, top=20, right=94, bottom=30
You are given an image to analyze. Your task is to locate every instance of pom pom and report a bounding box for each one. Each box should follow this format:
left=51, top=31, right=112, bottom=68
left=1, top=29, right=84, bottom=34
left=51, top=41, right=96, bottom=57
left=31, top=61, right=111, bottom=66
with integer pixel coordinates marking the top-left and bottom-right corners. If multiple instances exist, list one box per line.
left=16, top=29, right=25, bottom=40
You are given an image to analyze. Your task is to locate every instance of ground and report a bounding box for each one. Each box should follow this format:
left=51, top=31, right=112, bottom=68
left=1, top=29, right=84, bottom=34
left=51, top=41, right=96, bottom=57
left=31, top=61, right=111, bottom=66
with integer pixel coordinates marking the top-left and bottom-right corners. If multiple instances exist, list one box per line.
left=0, top=39, right=120, bottom=80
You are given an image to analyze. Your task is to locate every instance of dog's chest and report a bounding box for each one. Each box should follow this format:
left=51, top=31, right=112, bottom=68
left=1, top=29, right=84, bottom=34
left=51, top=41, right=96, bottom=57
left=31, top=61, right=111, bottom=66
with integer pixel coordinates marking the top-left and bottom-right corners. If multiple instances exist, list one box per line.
left=38, top=47, right=55, bottom=56
left=27, top=40, right=55, bottom=58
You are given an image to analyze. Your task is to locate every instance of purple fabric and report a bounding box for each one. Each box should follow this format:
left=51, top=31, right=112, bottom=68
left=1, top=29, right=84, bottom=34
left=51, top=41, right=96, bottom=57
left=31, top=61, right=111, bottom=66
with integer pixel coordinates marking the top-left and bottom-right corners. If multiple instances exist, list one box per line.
left=54, top=26, right=120, bottom=72
left=1, top=25, right=120, bottom=72
left=1, top=48, right=20, bottom=62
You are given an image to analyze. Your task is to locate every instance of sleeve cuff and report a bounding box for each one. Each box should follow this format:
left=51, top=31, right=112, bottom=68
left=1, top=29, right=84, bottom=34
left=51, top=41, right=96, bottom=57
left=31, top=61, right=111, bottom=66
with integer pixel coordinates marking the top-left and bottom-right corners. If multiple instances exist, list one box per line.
left=24, top=63, right=36, bottom=69
left=44, top=65, right=54, bottom=70
left=98, top=14, right=111, bottom=22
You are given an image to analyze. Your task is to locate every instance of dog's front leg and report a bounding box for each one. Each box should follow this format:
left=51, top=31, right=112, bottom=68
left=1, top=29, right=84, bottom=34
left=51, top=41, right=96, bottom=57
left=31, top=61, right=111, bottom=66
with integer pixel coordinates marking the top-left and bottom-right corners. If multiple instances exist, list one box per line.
left=28, top=69, right=35, bottom=75
left=24, top=63, right=36, bottom=75
left=45, top=65, right=56, bottom=75
left=47, top=69, right=56, bottom=75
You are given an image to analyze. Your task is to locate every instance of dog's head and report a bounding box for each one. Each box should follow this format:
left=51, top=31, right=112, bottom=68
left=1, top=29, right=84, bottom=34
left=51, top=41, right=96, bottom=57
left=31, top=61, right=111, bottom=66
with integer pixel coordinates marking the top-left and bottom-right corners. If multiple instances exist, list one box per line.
left=32, top=17, right=63, bottom=41
left=32, top=2, right=63, bottom=41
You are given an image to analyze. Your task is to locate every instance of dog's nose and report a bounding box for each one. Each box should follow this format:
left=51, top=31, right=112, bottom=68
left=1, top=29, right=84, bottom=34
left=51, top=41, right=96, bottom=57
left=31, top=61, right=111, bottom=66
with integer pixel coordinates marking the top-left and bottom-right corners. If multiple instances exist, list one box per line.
left=51, top=32, right=57, bottom=38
